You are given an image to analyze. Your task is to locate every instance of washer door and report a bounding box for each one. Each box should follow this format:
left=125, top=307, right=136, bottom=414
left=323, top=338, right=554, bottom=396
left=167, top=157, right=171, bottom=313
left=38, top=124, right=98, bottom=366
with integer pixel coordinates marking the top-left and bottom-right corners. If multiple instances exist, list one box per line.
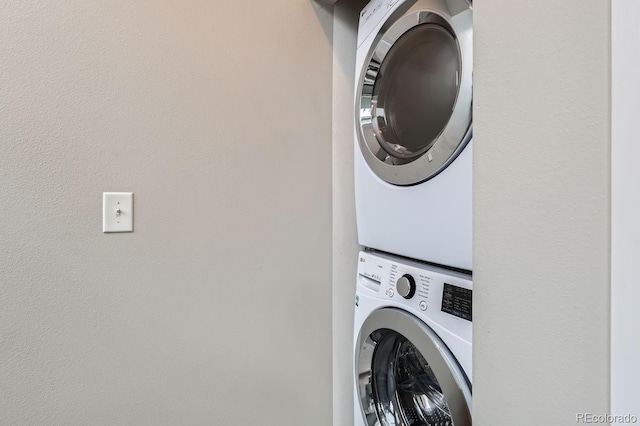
left=356, top=308, right=471, bottom=426
left=356, top=0, right=472, bottom=186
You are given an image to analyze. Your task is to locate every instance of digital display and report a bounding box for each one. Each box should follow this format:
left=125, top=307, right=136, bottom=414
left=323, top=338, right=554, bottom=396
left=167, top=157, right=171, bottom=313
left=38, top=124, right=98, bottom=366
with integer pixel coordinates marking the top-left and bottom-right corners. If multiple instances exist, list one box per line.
left=441, top=283, right=472, bottom=321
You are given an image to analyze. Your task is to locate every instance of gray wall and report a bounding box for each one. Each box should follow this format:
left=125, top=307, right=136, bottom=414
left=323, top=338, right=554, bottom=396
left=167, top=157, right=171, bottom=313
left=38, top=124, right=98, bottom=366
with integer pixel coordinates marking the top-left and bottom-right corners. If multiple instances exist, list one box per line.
left=0, top=1, right=333, bottom=424
left=331, top=1, right=367, bottom=425
left=474, top=0, right=610, bottom=424
left=333, top=0, right=612, bottom=424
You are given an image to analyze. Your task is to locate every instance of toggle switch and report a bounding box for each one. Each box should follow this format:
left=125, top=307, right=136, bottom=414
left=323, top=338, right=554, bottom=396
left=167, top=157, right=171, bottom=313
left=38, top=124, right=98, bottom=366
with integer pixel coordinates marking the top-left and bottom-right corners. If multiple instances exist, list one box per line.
left=103, top=192, right=133, bottom=233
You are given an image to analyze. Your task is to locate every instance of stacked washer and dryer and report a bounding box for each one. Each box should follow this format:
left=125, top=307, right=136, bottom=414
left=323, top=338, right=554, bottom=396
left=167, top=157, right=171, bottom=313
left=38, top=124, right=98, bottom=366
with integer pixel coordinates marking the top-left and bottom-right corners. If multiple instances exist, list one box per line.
left=352, top=0, right=473, bottom=425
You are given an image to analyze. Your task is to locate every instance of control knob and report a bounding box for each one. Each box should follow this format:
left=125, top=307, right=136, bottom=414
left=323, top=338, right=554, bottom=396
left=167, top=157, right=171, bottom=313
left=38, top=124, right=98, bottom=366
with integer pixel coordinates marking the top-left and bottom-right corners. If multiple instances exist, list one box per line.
left=396, top=274, right=416, bottom=299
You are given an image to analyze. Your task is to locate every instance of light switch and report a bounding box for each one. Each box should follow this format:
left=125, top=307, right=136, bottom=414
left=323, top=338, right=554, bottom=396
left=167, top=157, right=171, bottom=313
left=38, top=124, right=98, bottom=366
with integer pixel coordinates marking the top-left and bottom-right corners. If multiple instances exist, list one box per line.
left=103, top=192, right=133, bottom=233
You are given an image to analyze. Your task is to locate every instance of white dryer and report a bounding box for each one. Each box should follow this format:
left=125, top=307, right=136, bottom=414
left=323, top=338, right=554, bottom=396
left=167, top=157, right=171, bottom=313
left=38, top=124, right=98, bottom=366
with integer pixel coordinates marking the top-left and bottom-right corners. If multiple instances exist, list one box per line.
left=354, top=250, right=472, bottom=425
left=354, top=0, right=473, bottom=271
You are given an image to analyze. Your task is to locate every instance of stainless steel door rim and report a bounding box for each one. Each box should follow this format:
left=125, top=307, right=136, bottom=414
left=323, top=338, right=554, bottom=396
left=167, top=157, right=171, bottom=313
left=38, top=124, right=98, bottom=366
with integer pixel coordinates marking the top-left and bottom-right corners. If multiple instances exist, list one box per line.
left=355, top=308, right=472, bottom=426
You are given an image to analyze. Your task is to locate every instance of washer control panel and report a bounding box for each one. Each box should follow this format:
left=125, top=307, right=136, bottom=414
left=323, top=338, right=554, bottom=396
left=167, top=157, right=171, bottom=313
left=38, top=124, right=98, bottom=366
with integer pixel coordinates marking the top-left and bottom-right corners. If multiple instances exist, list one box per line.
left=357, top=251, right=472, bottom=338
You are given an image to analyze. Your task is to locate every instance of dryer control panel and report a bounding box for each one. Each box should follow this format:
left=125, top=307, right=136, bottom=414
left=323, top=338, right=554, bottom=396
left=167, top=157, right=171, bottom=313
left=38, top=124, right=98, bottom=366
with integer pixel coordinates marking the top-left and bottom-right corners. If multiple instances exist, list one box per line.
left=357, top=0, right=403, bottom=47
left=357, top=251, right=472, bottom=341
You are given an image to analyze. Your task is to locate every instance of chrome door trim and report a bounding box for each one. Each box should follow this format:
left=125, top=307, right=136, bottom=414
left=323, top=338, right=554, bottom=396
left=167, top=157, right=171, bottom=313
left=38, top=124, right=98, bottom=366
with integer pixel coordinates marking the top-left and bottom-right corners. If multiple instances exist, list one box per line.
left=355, top=307, right=472, bottom=425
left=356, top=0, right=472, bottom=186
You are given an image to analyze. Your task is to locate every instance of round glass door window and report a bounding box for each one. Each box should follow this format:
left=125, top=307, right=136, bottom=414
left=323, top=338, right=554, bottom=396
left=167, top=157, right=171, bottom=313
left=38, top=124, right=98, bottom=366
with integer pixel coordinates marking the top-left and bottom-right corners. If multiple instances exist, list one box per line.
left=374, top=24, right=460, bottom=162
left=359, top=329, right=456, bottom=425
left=357, top=0, right=473, bottom=185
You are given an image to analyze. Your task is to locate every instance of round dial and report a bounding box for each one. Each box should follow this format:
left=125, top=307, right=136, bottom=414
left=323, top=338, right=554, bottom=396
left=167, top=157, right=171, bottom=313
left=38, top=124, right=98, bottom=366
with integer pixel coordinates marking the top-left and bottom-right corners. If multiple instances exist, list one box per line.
left=396, top=274, right=416, bottom=299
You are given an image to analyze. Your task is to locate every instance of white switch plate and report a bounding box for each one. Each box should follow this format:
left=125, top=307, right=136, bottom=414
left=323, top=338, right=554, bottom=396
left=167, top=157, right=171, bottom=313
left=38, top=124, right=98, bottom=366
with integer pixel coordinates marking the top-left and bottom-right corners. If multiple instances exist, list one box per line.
left=103, top=192, right=133, bottom=233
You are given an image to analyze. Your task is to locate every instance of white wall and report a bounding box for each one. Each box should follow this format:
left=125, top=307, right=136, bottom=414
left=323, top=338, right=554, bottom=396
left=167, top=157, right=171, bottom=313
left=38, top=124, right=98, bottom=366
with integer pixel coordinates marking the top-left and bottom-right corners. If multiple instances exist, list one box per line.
left=331, top=1, right=367, bottom=425
left=474, top=0, right=611, bottom=424
left=0, top=1, right=333, bottom=424
left=611, top=0, right=640, bottom=419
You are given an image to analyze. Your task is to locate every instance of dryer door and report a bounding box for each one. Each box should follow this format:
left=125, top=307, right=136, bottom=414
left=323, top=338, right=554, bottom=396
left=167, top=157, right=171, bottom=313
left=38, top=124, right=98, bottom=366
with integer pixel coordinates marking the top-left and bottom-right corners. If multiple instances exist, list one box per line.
left=355, top=308, right=471, bottom=426
left=356, top=0, right=472, bottom=186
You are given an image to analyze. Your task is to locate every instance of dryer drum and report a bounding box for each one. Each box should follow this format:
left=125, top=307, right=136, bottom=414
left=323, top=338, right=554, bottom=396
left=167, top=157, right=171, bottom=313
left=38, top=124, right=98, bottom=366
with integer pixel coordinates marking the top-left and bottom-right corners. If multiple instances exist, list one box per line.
left=372, top=24, right=460, bottom=163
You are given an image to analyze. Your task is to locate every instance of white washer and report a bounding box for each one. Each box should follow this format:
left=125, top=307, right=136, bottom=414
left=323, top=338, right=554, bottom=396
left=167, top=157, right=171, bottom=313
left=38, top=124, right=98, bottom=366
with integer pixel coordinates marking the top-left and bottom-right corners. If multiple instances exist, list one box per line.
left=354, top=0, right=473, bottom=271
left=354, top=250, right=472, bottom=426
